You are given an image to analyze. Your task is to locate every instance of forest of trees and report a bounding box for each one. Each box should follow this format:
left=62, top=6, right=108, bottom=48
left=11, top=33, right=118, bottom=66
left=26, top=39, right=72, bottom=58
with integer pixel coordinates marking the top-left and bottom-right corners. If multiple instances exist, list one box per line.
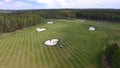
left=0, top=9, right=120, bottom=33
left=37, top=9, right=120, bottom=22
left=76, top=9, right=120, bottom=22
left=0, top=12, right=43, bottom=33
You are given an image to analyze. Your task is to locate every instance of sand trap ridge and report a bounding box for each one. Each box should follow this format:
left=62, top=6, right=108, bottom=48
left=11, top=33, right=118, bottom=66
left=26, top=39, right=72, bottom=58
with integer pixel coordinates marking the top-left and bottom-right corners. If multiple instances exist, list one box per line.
left=44, top=39, right=58, bottom=46
left=88, top=27, right=95, bottom=31
left=36, top=28, right=46, bottom=32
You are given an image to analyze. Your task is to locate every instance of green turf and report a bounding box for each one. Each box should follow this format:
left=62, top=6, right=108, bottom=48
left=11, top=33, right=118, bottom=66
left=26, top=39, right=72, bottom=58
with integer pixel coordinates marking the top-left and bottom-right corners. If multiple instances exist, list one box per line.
left=0, top=19, right=120, bottom=68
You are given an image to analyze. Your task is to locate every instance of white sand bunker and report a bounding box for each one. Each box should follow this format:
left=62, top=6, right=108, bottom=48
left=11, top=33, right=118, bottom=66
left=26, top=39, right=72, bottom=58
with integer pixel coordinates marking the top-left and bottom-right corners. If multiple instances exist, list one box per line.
left=88, top=27, right=95, bottom=31
left=47, top=21, right=53, bottom=24
left=44, top=39, right=58, bottom=46
left=36, top=28, right=46, bottom=32
left=80, top=20, right=85, bottom=22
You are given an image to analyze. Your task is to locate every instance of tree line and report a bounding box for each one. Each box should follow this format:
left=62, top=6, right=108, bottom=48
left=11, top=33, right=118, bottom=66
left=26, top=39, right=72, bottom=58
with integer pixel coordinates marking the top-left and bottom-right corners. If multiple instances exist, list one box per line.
left=0, top=9, right=120, bottom=33
left=76, top=9, right=120, bottom=22
left=0, top=12, right=43, bottom=33
left=34, top=9, right=120, bottom=22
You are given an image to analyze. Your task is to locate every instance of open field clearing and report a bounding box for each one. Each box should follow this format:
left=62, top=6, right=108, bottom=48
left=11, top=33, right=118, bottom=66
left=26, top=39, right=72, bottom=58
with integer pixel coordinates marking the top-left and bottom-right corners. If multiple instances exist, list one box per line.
left=0, top=19, right=120, bottom=68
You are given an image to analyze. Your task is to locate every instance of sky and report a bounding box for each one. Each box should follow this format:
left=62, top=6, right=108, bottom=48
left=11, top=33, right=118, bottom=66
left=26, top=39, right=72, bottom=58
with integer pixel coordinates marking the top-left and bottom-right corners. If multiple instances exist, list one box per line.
left=0, top=0, right=120, bottom=10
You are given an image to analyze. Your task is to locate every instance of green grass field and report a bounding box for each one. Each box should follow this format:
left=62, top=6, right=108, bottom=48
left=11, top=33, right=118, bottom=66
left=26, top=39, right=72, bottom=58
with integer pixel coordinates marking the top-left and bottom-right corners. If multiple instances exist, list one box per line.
left=0, top=19, right=120, bottom=68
